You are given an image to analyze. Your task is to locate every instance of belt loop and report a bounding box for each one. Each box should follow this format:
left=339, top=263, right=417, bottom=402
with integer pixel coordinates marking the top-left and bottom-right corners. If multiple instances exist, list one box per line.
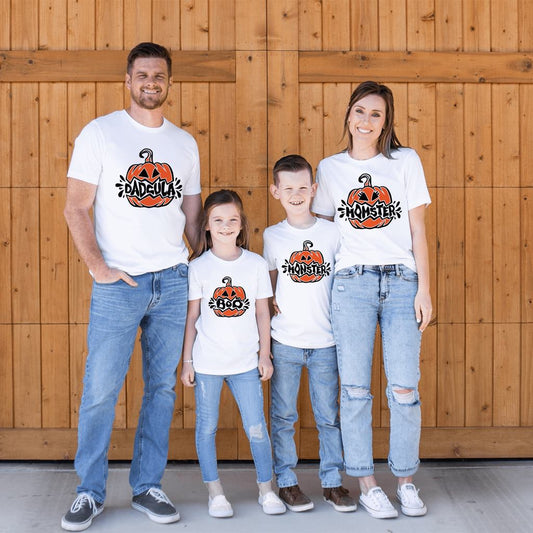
left=395, top=264, right=400, bottom=276
left=357, top=265, right=363, bottom=275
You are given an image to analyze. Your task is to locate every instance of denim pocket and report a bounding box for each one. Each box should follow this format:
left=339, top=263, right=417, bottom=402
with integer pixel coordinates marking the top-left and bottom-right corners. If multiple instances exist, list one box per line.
left=399, top=265, right=418, bottom=282
left=335, top=266, right=359, bottom=278
left=175, top=263, right=189, bottom=277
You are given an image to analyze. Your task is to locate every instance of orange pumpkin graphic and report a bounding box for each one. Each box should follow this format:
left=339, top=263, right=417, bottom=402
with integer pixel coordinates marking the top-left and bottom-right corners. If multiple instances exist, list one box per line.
left=209, top=276, right=249, bottom=317
left=287, top=240, right=326, bottom=283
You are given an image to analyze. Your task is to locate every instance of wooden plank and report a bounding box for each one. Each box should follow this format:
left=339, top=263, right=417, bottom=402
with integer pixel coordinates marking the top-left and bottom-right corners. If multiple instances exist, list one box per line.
left=0, top=83, right=10, bottom=188
left=437, top=323, right=465, bottom=427
left=40, top=188, right=69, bottom=324
left=388, top=83, right=408, bottom=146
left=493, top=189, right=520, bottom=323
left=96, top=82, right=124, bottom=119
left=236, top=0, right=266, bottom=50
left=267, top=0, right=299, bottom=51
left=521, top=323, right=533, bottom=425
left=39, top=0, right=67, bottom=50
left=12, top=188, right=40, bottom=324
left=0, top=51, right=236, bottom=82
left=464, top=84, right=492, bottom=187
left=41, top=325, right=70, bottom=428
left=519, top=0, right=533, bottom=51
left=209, top=82, right=235, bottom=188
left=408, top=83, right=436, bottom=188
left=235, top=51, right=267, bottom=188
left=11, top=0, right=38, bottom=50
left=67, top=0, right=95, bottom=50
left=0, top=326, right=13, bottom=427
left=322, top=0, right=350, bottom=51
left=13, top=324, right=41, bottom=428
left=379, top=0, right=407, bottom=51
left=351, top=0, right=378, bottom=50
left=323, top=83, right=351, bottom=159
left=522, top=187, right=533, bottom=322
left=152, top=0, right=180, bottom=50
left=520, top=85, right=533, bottom=187
left=181, top=0, right=209, bottom=50
left=435, top=0, right=462, bottom=51
left=491, top=0, right=518, bottom=52
left=298, top=51, right=533, bottom=83
left=463, top=0, right=491, bottom=52
left=0, top=171, right=10, bottom=323
left=465, top=324, right=493, bottom=426
left=11, top=83, right=39, bottom=188
left=0, top=0, right=9, bottom=49
left=181, top=82, right=210, bottom=192
left=209, top=0, right=235, bottom=50
left=493, top=324, right=520, bottom=427
left=299, top=83, right=323, bottom=172
left=406, top=0, right=435, bottom=51
left=96, top=0, right=123, bottom=50
left=465, top=188, right=492, bottom=324
left=124, top=0, right=152, bottom=49
left=299, top=0, right=322, bottom=50
left=238, top=186, right=268, bottom=255
left=437, top=188, right=465, bottom=324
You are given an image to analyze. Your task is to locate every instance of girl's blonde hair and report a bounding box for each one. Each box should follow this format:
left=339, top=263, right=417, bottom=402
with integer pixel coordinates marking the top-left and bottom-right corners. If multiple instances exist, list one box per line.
left=190, top=189, right=250, bottom=260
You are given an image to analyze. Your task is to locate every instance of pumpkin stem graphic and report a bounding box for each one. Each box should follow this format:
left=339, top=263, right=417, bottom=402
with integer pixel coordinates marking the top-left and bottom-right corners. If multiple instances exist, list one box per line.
left=222, top=276, right=232, bottom=286
left=302, top=240, right=313, bottom=251
left=358, top=173, right=372, bottom=187
left=139, top=148, right=154, bottom=163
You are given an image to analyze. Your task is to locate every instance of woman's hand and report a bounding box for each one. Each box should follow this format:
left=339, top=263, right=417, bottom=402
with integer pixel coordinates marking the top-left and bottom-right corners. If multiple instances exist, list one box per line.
left=414, top=289, right=432, bottom=332
left=258, top=354, right=274, bottom=381
left=181, top=361, right=196, bottom=387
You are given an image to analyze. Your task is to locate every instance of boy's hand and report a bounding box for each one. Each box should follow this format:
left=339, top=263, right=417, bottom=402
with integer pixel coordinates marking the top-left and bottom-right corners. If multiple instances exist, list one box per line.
left=258, top=354, right=273, bottom=381
left=181, top=361, right=196, bottom=387
left=272, top=297, right=280, bottom=315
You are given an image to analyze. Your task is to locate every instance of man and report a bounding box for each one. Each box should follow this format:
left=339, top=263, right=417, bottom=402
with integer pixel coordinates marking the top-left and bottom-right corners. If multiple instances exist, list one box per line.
left=61, top=42, right=201, bottom=531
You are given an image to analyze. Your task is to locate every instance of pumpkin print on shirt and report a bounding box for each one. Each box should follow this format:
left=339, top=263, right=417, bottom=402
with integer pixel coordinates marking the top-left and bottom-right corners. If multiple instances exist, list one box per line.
left=209, top=276, right=250, bottom=317
left=115, top=148, right=182, bottom=207
left=282, top=240, right=331, bottom=283
left=338, top=173, right=401, bottom=229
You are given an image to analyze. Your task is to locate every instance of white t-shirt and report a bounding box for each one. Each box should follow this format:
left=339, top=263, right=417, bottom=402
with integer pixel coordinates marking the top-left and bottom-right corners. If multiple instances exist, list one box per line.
left=313, top=148, right=431, bottom=272
left=188, top=249, right=273, bottom=375
left=68, top=110, right=201, bottom=275
left=263, top=218, right=339, bottom=349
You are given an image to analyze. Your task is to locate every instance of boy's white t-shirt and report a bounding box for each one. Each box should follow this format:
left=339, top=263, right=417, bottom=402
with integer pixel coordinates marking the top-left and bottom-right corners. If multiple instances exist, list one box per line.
left=188, top=249, right=273, bottom=375
left=68, top=110, right=201, bottom=275
left=313, top=148, right=431, bottom=273
left=263, top=218, right=339, bottom=349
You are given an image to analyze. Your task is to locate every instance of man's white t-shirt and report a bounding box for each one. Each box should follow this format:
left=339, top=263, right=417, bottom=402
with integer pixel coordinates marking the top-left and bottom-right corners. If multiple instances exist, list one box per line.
left=263, top=218, right=339, bottom=349
left=313, top=148, right=431, bottom=273
left=68, top=110, right=201, bottom=275
left=188, top=249, right=273, bottom=375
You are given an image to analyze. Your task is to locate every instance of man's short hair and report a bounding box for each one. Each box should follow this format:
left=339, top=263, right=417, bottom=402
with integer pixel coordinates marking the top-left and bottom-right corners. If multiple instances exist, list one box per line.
left=272, top=154, right=313, bottom=186
left=127, top=42, right=172, bottom=75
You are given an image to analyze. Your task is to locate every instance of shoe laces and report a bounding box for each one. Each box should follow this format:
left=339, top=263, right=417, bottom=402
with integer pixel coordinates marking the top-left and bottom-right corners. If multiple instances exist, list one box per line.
left=146, top=488, right=172, bottom=505
left=398, top=483, right=422, bottom=506
left=366, top=487, right=393, bottom=508
left=70, top=493, right=97, bottom=513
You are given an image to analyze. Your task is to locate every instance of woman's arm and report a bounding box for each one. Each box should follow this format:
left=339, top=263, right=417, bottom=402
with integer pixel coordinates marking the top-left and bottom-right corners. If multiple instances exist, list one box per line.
left=409, top=205, right=432, bottom=332
left=256, top=297, right=273, bottom=381
left=180, top=299, right=201, bottom=387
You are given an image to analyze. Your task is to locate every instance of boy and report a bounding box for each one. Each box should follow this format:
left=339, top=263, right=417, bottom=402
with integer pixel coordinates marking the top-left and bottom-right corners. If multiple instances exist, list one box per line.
left=263, top=155, right=356, bottom=513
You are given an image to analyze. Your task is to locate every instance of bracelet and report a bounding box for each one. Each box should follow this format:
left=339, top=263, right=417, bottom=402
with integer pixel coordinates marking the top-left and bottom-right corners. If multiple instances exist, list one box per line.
left=183, top=359, right=193, bottom=363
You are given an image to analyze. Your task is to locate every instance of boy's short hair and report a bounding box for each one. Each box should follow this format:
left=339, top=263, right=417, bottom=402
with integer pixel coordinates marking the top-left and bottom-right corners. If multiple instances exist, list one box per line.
left=127, top=42, right=172, bottom=75
left=272, top=154, right=313, bottom=186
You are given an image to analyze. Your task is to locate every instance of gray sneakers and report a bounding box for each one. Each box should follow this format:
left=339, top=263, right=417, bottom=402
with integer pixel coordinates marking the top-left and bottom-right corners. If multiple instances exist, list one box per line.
left=61, top=493, right=103, bottom=531
left=131, top=487, right=180, bottom=523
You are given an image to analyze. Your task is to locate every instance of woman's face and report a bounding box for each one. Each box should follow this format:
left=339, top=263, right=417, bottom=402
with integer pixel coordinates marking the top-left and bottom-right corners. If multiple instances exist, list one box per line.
left=347, top=93, right=387, bottom=149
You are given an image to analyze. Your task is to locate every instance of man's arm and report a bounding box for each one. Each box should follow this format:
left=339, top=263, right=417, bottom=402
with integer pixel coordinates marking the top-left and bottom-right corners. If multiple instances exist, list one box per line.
left=64, top=177, right=137, bottom=286
left=182, top=193, right=202, bottom=251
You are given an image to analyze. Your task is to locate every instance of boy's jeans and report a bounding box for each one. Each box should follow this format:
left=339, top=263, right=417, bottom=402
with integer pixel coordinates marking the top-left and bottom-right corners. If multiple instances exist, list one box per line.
left=75, top=264, right=188, bottom=503
left=332, top=264, right=422, bottom=478
left=270, top=340, right=344, bottom=488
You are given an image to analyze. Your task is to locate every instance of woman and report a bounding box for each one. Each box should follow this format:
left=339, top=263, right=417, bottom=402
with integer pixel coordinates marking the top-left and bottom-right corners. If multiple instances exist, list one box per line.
left=313, top=81, right=432, bottom=519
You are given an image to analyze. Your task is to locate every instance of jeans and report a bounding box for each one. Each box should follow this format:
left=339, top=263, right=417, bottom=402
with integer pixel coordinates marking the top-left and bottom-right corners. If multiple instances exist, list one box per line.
left=75, top=263, right=188, bottom=503
left=270, top=340, right=344, bottom=488
left=332, top=264, right=422, bottom=478
left=195, top=368, right=273, bottom=483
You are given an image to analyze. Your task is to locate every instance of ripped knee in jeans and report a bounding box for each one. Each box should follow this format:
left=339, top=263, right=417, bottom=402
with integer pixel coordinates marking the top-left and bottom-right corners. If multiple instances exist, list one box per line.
left=391, top=386, right=418, bottom=405
left=342, top=385, right=372, bottom=401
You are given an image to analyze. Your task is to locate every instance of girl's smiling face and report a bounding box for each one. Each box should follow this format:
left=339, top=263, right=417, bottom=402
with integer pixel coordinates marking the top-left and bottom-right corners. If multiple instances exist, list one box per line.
left=347, top=93, right=387, bottom=149
left=206, top=202, right=243, bottom=245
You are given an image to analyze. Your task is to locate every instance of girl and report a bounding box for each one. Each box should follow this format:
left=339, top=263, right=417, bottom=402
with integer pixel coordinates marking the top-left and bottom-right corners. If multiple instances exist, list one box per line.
left=313, top=81, right=432, bottom=519
left=181, top=189, right=286, bottom=518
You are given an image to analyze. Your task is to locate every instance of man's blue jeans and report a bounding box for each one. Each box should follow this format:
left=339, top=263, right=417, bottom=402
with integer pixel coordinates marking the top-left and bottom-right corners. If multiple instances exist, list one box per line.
left=75, top=264, right=188, bottom=503
left=194, top=368, right=273, bottom=483
left=270, top=339, right=344, bottom=488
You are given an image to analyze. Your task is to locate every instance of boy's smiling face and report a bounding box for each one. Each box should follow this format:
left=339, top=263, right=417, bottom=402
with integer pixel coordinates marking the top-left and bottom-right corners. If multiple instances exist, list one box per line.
left=270, top=169, right=317, bottom=218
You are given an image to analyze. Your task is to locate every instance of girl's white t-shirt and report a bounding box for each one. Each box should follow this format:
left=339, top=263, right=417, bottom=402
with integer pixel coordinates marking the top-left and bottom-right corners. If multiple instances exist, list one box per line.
left=68, top=110, right=201, bottom=275
left=312, top=148, right=431, bottom=273
left=263, top=218, right=339, bottom=348
left=188, top=249, right=273, bottom=375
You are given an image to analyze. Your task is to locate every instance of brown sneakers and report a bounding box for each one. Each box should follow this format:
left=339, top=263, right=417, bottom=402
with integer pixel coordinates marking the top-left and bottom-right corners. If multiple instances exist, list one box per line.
left=323, top=486, right=357, bottom=512
left=278, top=485, right=314, bottom=512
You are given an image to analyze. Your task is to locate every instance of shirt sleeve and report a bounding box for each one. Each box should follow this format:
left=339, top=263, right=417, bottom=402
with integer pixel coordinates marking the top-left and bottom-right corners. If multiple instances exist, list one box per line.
left=404, top=149, right=431, bottom=210
left=67, top=120, right=105, bottom=185
left=182, top=136, right=202, bottom=196
left=187, top=261, right=203, bottom=301
left=312, top=161, right=336, bottom=217
left=256, top=257, right=274, bottom=299
left=262, top=228, right=276, bottom=271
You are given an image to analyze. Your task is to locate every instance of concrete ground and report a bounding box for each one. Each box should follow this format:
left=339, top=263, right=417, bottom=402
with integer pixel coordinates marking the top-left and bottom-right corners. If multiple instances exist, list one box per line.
left=1, top=460, right=532, bottom=533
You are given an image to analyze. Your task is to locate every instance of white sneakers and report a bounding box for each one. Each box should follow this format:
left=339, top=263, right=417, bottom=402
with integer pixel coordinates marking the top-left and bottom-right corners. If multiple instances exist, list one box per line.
left=396, top=483, right=427, bottom=516
left=258, top=491, right=287, bottom=515
left=208, top=495, right=233, bottom=518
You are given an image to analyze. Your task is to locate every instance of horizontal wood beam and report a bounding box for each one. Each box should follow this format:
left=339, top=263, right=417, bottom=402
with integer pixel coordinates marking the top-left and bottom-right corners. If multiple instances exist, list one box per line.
left=299, top=51, right=533, bottom=83
left=0, top=50, right=236, bottom=82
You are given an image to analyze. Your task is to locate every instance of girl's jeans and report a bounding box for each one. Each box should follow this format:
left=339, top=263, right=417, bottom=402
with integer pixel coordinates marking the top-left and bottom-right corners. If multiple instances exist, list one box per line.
left=332, top=264, right=422, bottom=478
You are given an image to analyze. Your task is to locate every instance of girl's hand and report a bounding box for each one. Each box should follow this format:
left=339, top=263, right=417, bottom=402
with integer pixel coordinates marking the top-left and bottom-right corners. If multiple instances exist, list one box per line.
left=272, top=297, right=280, bottom=315
left=258, top=354, right=273, bottom=381
left=181, top=361, right=196, bottom=387
left=414, top=289, right=432, bottom=332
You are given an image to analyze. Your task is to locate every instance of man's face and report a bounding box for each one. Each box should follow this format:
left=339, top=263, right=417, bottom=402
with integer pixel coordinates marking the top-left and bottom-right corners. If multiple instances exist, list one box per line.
left=126, top=57, right=171, bottom=110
